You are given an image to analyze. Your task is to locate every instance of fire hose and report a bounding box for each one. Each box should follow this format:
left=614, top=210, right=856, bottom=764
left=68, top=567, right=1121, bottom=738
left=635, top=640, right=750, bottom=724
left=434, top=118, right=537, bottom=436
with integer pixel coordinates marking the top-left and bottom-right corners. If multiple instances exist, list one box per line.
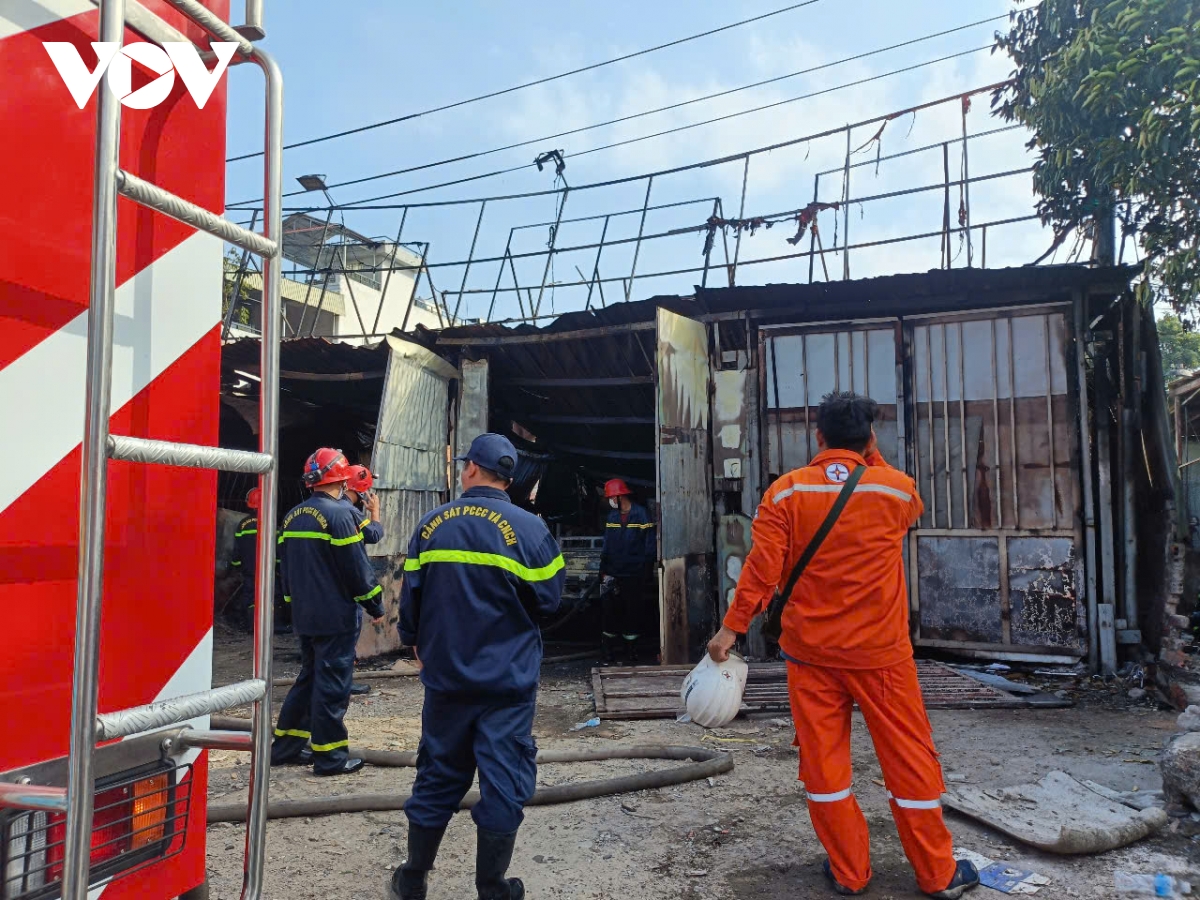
left=206, top=717, right=733, bottom=824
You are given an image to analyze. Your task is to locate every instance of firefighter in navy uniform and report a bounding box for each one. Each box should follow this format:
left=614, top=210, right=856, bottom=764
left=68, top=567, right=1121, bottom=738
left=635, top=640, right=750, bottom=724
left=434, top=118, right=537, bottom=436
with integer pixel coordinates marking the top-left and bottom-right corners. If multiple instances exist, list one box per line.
left=229, top=488, right=261, bottom=632
left=346, top=465, right=384, bottom=545
left=231, top=486, right=290, bottom=634
left=271, top=448, right=385, bottom=777
left=599, top=478, right=656, bottom=664
left=391, top=433, right=565, bottom=900
left=344, top=465, right=383, bottom=696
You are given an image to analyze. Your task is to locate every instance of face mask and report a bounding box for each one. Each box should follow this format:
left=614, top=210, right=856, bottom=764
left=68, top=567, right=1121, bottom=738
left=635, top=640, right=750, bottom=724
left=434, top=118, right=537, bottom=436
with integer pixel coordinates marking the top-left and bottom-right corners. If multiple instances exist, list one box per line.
left=609, top=498, right=619, bottom=509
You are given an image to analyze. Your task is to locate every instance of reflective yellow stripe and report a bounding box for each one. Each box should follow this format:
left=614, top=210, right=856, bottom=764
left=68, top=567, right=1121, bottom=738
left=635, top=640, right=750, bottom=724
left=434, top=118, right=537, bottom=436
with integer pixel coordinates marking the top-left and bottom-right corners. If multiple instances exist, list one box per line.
left=277, top=530, right=363, bottom=546
left=627, top=523, right=654, bottom=529
left=278, top=530, right=326, bottom=543
left=273, top=728, right=310, bottom=739
left=605, top=523, right=622, bottom=528
left=283, top=595, right=292, bottom=603
left=403, top=557, right=421, bottom=572
left=310, top=739, right=349, bottom=753
left=355, top=584, right=383, bottom=604
left=234, top=529, right=258, bottom=538
left=230, top=560, right=242, bottom=566
left=359, top=517, right=371, bottom=530
left=407, top=550, right=565, bottom=582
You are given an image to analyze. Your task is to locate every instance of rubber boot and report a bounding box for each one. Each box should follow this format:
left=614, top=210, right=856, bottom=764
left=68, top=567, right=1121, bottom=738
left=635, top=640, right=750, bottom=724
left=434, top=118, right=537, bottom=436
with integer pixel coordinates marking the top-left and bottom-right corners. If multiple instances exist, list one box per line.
left=601, top=635, right=619, bottom=666
left=388, top=823, right=446, bottom=900
left=623, top=638, right=640, bottom=666
left=475, top=827, right=524, bottom=900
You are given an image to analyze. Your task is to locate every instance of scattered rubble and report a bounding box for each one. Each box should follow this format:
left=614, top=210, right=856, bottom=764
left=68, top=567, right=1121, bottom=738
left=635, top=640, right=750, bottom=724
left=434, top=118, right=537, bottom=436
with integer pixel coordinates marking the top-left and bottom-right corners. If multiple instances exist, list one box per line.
left=943, top=771, right=1168, bottom=854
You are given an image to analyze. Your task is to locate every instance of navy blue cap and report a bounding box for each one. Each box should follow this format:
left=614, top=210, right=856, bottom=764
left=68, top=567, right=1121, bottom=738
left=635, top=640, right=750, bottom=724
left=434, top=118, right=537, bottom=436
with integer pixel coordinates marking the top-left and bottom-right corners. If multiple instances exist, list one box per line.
left=455, top=433, right=518, bottom=480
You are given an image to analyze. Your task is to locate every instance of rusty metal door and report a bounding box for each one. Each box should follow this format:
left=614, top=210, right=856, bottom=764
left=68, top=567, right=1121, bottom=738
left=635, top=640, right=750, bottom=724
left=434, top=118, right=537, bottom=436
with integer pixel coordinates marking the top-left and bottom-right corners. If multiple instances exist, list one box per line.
left=656, top=307, right=715, bottom=664
left=452, top=358, right=489, bottom=498
left=366, top=336, right=457, bottom=653
left=907, top=309, right=1083, bottom=662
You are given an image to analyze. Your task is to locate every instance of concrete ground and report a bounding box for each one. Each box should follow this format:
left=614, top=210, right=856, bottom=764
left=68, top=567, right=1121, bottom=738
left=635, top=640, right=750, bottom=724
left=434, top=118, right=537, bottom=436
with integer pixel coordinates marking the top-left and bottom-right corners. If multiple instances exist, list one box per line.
left=205, top=629, right=1200, bottom=899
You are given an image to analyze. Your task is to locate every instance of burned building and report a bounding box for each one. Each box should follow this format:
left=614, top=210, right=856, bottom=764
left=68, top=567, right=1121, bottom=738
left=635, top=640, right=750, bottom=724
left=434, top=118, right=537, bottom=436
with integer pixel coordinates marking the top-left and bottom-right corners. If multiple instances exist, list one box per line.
left=218, top=264, right=1177, bottom=674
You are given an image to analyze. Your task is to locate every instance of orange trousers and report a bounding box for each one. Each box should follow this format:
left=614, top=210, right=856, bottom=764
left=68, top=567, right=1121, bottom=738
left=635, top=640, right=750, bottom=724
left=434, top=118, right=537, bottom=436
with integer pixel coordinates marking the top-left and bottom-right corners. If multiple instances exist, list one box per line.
left=787, top=657, right=956, bottom=894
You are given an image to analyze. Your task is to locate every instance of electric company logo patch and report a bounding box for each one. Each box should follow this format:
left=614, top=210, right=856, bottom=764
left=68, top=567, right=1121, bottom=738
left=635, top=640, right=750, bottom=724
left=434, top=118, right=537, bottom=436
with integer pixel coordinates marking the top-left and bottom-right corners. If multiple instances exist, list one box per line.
left=42, top=41, right=238, bottom=110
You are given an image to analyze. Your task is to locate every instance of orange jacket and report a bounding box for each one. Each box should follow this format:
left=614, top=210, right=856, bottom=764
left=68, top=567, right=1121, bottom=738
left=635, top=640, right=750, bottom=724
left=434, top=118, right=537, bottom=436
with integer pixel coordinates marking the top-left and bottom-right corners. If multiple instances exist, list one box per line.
left=723, top=448, right=923, bottom=669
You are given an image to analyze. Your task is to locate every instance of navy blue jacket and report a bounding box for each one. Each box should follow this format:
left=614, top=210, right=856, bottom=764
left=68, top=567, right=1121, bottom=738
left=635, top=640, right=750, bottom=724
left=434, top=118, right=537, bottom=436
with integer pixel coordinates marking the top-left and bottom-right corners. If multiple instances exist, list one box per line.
left=342, top=498, right=384, bottom=545
left=278, top=492, right=384, bottom=636
left=600, top=502, right=656, bottom=577
left=400, top=486, right=564, bottom=700
left=231, top=515, right=282, bottom=604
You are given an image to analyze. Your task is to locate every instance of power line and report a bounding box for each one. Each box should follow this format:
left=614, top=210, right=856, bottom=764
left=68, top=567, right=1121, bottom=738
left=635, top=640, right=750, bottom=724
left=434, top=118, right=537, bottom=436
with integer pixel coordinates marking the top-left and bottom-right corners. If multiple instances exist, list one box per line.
left=336, top=44, right=993, bottom=207
left=228, top=79, right=1012, bottom=214
left=225, top=0, right=824, bottom=163
left=229, top=14, right=1006, bottom=207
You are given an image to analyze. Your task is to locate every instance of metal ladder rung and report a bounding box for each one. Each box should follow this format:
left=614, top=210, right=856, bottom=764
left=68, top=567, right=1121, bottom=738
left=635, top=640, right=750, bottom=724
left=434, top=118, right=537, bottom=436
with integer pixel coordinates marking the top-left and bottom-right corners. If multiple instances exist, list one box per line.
left=162, top=0, right=255, bottom=56
left=116, top=170, right=277, bottom=258
left=0, top=782, right=68, bottom=814
left=95, top=680, right=267, bottom=741
left=108, top=435, right=273, bottom=473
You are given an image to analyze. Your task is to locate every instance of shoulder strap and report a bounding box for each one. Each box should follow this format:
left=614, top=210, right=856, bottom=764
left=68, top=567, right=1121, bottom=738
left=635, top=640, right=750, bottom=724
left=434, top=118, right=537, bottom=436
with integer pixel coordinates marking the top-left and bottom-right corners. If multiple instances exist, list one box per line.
left=776, top=463, right=866, bottom=603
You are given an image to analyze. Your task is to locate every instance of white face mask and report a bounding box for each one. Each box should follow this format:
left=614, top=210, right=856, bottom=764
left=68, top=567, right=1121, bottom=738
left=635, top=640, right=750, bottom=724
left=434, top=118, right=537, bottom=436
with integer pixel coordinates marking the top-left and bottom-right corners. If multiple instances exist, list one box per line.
left=609, top=498, right=619, bottom=509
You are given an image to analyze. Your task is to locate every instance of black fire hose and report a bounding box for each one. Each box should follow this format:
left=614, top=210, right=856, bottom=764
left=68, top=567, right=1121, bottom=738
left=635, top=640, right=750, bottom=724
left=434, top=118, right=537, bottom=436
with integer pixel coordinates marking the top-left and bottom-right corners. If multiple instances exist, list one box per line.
left=205, top=717, right=733, bottom=824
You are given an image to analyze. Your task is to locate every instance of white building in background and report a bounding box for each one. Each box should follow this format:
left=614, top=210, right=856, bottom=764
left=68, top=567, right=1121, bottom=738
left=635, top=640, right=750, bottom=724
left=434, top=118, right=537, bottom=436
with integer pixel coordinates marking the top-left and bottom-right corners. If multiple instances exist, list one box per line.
left=225, top=213, right=455, bottom=342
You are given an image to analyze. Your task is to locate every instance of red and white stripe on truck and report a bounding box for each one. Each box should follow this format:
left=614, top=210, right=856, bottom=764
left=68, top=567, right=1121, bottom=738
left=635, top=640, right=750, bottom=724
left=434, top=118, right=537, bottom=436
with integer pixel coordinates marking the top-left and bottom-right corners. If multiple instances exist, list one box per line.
left=0, top=2, right=229, bottom=897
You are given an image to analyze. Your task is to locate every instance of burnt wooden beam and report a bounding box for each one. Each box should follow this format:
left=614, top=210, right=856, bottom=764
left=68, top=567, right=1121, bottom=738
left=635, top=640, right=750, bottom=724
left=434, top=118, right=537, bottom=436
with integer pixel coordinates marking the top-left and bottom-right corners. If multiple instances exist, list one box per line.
left=502, top=375, right=653, bottom=387
left=525, top=414, right=654, bottom=425
left=553, top=443, right=656, bottom=460
left=436, top=320, right=655, bottom=346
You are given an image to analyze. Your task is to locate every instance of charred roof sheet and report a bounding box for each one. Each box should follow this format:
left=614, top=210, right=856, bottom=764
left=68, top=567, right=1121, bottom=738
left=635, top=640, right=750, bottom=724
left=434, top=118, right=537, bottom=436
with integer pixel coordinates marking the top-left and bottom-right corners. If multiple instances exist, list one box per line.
left=221, top=337, right=390, bottom=420
left=428, top=265, right=1135, bottom=346
left=419, top=266, right=1135, bottom=482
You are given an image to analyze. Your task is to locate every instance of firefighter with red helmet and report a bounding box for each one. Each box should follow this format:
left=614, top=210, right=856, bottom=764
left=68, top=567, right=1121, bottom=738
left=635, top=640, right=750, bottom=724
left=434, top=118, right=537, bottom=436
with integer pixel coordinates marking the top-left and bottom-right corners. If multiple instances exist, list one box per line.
left=230, top=487, right=288, bottom=633
left=599, top=478, right=655, bottom=664
left=272, top=448, right=385, bottom=776
left=345, top=465, right=383, bottom=545
left=228, top=488, right=261, bottom=632
left=344, top=465, right=383, bottom=696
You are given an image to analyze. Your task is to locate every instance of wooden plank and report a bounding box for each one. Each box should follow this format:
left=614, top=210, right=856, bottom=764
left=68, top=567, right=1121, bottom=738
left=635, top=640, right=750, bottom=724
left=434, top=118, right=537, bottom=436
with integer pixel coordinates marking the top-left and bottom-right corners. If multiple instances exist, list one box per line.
left=437, top=320, right=655, bottom=346
left=592, top=659, right=1047, bottom=719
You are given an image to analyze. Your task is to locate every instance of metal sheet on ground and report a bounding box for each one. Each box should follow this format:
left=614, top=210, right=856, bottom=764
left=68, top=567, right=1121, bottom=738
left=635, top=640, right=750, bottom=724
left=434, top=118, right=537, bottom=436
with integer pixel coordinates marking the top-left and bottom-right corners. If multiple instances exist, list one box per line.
left=591, top=659, right=1069, bottom=720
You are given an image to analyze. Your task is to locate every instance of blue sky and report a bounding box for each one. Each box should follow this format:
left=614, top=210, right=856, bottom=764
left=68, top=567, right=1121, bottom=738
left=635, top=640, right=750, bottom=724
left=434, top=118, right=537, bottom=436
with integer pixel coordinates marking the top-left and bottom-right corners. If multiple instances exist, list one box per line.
left=223, top=0, right=1061, bottom=324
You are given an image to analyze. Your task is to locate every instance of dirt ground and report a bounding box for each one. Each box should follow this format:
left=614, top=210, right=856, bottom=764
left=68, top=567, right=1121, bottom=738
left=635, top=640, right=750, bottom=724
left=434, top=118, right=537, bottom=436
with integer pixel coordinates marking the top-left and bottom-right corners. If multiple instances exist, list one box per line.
left=205, top=629, right=1200, bottom=899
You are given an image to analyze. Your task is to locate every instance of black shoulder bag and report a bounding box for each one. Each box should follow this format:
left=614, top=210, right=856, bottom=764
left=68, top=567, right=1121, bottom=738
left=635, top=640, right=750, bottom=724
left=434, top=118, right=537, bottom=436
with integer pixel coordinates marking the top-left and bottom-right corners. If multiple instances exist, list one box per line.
left=760, top=464, right=865, bottom=644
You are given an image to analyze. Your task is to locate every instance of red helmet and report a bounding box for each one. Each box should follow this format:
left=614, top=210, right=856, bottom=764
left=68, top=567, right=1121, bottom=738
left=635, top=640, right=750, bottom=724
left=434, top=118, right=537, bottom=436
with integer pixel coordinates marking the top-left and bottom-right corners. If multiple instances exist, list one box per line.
left=348, top=466, right=373, bottom=495
left=604, top=478, right=632, bottom=499
left=246, top=487, right=261, bottom=510
left=302, top=448, right=351, bottom=488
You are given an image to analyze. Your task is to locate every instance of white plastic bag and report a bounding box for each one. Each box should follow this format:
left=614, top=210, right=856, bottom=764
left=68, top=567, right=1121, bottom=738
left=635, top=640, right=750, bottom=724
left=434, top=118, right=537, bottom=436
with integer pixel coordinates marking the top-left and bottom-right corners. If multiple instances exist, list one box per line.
left=680, top=653, right=749, bottom=728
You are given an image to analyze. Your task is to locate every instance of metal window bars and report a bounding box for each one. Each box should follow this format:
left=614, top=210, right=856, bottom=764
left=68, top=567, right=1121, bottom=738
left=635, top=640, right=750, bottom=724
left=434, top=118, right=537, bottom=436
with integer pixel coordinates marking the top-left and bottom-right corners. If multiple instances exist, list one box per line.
left=0, top=3, right=284, bottom=900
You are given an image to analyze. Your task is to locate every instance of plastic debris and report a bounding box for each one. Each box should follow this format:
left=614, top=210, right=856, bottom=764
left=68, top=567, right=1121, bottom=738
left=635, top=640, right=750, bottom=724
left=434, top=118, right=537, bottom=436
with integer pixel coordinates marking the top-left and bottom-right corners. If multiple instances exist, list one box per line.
left=1113, top=871, right=1192, bottom=896
left=953, top=849, right=1049, bottom=895
left=570, top=717, right=600, bottom=732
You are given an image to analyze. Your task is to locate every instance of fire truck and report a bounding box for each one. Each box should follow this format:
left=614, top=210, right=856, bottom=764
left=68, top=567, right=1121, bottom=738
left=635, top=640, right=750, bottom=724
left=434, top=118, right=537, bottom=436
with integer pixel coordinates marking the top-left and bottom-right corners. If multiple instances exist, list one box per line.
left=0, top=2, right=283, bottom=899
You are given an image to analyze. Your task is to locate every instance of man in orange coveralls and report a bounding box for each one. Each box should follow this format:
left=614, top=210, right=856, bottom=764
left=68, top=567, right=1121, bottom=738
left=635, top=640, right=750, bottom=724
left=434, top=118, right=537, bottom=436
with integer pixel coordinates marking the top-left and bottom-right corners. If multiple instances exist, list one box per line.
left=708, top=392, right=978, bottom=899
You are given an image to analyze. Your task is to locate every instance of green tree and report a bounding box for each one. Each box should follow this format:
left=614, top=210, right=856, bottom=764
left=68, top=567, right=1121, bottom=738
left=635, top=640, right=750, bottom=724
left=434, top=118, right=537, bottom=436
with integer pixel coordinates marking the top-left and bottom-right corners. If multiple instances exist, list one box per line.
left=1159, top=313, right=1200, bottom=379
left=222, top=248, right=253, bottom=326
left=994, top=0, right=1200, bottom=312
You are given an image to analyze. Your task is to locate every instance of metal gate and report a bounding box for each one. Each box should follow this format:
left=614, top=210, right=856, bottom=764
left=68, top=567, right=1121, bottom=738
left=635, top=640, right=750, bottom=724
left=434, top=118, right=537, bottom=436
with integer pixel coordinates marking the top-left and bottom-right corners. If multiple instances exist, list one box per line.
left=908, top=308, right=1082, bottom=660
left=758, top=307, right=1084, bottom=661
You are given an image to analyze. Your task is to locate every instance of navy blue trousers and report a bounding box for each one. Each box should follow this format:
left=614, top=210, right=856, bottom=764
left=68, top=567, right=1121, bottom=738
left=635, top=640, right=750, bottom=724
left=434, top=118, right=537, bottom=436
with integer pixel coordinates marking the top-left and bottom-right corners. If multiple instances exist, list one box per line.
left=405, top=689, right=538, bottom=834
left=271, top=630, right=357, bottom=774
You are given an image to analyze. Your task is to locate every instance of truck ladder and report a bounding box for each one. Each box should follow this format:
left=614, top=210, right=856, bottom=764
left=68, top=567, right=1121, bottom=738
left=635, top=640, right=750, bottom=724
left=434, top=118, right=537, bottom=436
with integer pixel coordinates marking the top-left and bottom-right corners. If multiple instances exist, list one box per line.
left=69, top=3, right=281, bottom=899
